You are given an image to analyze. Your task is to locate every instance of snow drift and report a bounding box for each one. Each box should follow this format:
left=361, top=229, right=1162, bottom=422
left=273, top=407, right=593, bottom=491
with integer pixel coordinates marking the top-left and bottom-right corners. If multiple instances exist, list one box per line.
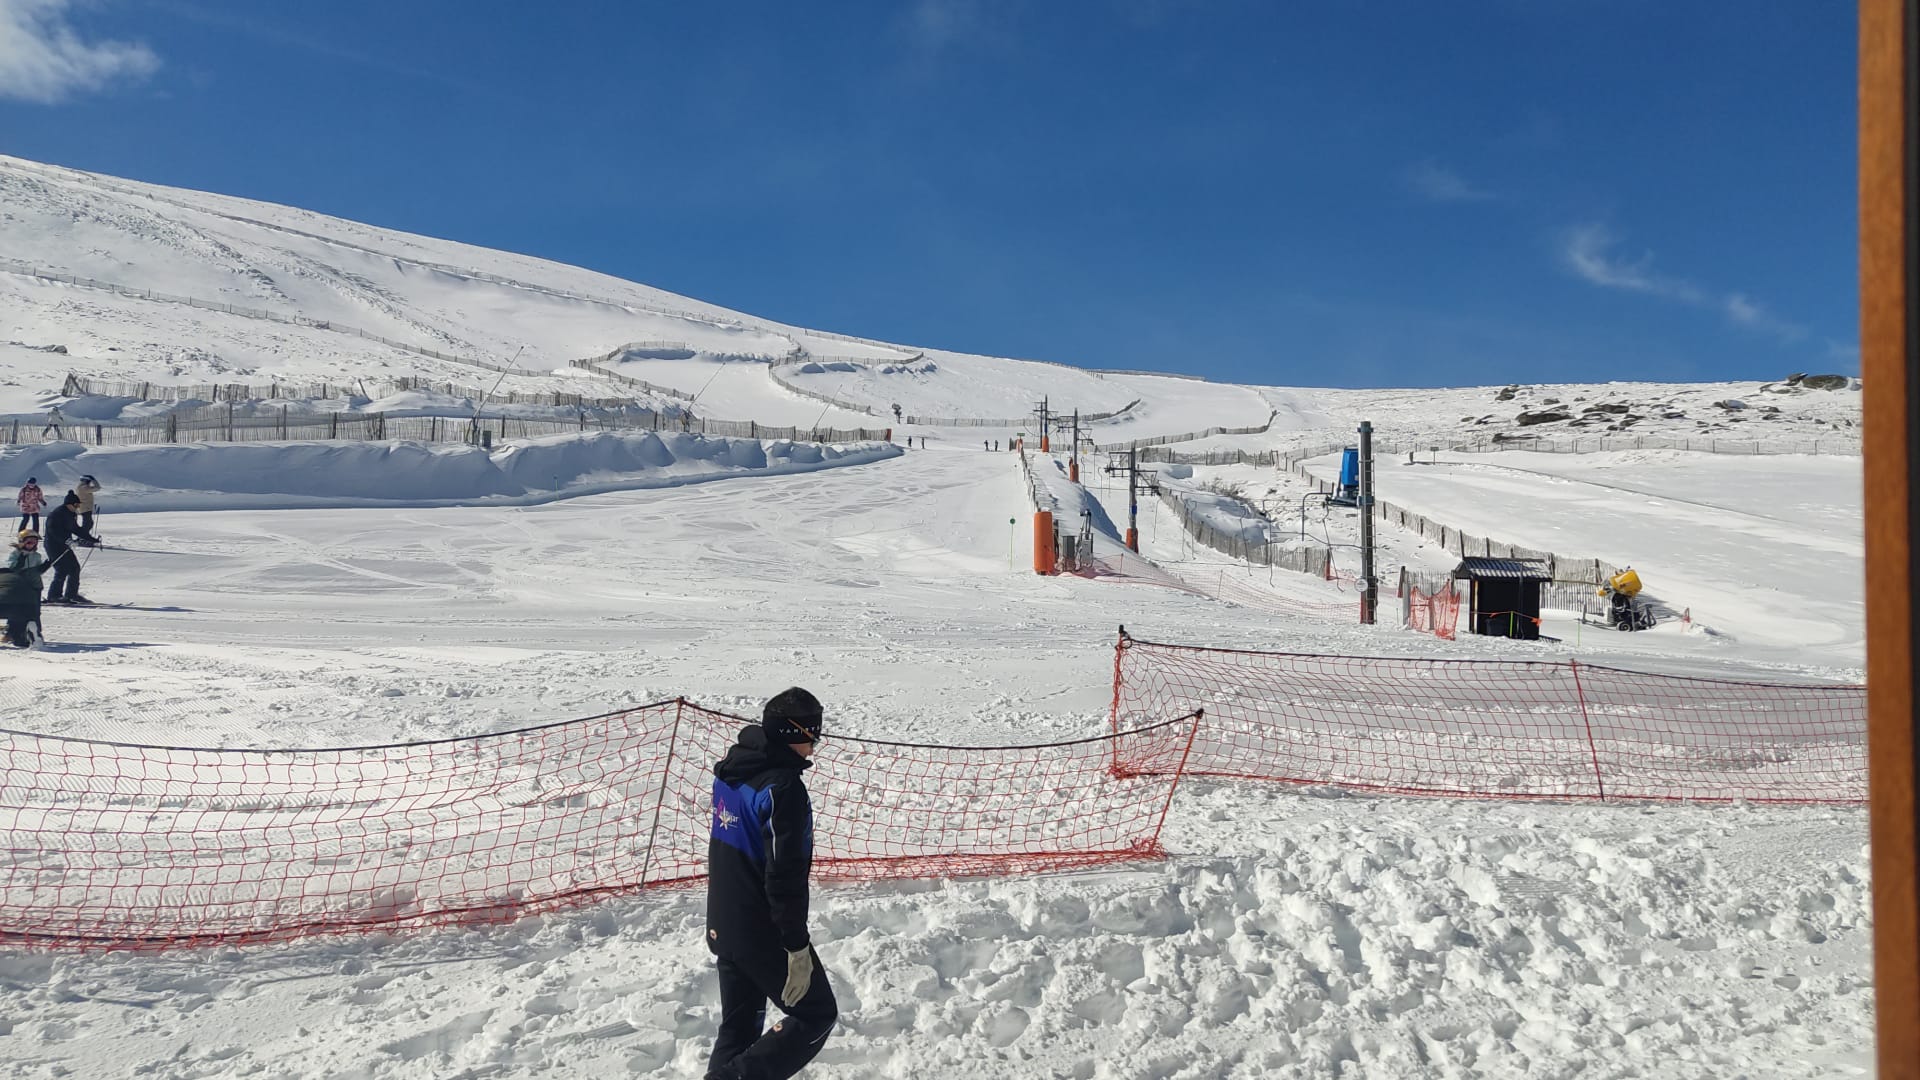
left=0, top=431, right=901, bottom=512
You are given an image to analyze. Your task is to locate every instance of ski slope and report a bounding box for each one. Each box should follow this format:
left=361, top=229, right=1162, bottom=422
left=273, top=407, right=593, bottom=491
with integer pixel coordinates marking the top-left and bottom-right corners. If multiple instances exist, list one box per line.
left=1302, top=449, right=1864, bottom=671
left=0, top=155, right=1875, bottom=1079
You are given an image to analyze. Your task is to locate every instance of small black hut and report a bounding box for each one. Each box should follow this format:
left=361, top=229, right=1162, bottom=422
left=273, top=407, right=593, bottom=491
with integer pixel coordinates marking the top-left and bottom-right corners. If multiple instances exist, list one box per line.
left=1452, top=557, right=1553, bottom=640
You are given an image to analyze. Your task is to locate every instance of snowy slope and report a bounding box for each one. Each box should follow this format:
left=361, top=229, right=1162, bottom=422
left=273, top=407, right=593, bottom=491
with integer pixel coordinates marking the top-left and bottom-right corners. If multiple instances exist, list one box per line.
left=0, top=155, right=1876, bottom=1080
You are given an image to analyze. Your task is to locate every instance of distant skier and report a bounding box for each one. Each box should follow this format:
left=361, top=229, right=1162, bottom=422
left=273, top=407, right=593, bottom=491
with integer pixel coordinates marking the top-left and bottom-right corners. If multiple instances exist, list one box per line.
left=43, top=492, right=99, bottom=605
left=41, top=405, right=64, bottom=440
left=16, top=477, right=44, bottom=533
left=1, top=529, right=46, bottom=647
left=983, top=440, right=989, bottom=451
left=705, top=687, right=836, bottom=1080
left=75, top=474, right=101, bottom=533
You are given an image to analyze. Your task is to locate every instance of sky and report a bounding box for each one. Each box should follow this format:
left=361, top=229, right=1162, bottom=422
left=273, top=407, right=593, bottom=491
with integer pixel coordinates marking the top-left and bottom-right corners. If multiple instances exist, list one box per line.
left=0, top=0, right=1858, bottom=388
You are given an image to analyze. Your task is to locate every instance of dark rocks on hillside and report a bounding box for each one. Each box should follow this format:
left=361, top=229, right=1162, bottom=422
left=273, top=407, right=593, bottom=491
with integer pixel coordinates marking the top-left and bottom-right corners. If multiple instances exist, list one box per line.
left=1582, top=402, right=1630, bottom=414
left=1661, top=411, right=1688, bottom=420
left=1495, top=386, right=1520, bottom=401
left=1713, top=399, right=1747, bottom=411
left=1541, top=397, right=1561, bottom=406
left=1801, top=374, right=1851, bottom=391
left=1516, top=409, right=1573, bottom=427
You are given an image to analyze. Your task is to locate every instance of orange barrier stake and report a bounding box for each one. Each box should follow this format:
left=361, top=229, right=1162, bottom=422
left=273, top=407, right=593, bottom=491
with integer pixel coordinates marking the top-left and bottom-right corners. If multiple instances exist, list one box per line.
left=1125, top=527, right=1138, bottom=552
left=1033, top=511, right=1056, bottom=574
left=1069, top=460, right=1079, bottom=483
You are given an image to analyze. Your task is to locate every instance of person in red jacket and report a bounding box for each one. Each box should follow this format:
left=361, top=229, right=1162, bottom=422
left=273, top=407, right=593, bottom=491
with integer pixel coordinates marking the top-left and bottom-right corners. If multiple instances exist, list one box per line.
left=704, top=688, right=836, bottom=1080
left=16, top=477, right=45, bottom=533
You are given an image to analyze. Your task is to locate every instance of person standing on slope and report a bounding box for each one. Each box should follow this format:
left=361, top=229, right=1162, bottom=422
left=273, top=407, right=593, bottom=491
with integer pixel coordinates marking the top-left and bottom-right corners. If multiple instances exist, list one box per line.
left=41, top=405, right=64, bottom=440
left=705, top=687, right=837, bottom=1080
left=43, top=492, right=99, bottom=605
left=16, top=477, right=44, bottom=533
left=0, top=529, right=46, bottom=647
left=75, top=474, right=101, bottom=534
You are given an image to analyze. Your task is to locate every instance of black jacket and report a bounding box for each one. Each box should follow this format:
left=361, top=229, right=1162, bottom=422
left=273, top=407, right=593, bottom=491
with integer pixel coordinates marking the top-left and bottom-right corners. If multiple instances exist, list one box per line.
left=706, top=725, right=815, bottom=957
left=43, top=504, right=96, bottom=556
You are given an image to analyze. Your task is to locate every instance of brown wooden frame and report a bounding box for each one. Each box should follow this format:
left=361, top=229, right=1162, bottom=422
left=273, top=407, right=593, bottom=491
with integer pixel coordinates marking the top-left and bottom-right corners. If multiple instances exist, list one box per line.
left=1865, top=0, right=1919, bottom=1074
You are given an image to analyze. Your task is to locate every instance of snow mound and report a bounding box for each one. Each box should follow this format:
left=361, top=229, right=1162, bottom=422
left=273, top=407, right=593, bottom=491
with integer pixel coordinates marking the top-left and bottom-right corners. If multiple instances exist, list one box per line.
left=1, top=431, right=900, bottom=512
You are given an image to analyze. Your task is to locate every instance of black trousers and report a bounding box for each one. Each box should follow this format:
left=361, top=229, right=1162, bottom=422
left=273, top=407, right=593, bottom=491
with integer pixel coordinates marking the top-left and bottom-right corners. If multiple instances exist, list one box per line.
left=709, top=947, right=836, bottom=1080
left=1, top=602, right=40, bottom=646
left=16, top=513, right=38, bottom=533
left=45, top=548, right=79, bottom=601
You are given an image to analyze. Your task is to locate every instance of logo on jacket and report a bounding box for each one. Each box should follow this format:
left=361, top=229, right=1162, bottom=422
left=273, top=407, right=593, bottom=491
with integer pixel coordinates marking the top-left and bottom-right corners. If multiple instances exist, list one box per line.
left=713, top=803, right=740, bottom=831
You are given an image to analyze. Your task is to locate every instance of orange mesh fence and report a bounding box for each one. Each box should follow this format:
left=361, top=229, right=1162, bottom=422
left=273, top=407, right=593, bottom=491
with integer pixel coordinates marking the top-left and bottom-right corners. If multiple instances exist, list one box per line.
left=1406, top=583, right=1460, bottom=640
left=1109, top=631, right=1865, bottom=805
left=0, top=700, right=1200, bottom=950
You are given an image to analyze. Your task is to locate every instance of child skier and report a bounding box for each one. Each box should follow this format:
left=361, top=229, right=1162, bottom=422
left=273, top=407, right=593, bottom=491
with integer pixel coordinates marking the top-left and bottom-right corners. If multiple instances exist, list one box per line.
left=1, top=529, right=46, bottom=647
left=16, top=477, right=44, bottom=533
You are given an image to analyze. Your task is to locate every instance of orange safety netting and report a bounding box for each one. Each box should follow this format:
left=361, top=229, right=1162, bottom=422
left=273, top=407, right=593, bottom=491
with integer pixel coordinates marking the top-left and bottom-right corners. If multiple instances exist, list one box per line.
left=1108, top=631, right=1864, bottom=805
left=1406, top=582, right=1460, bottom=640
left=0, top=701, right=1200, bottom=950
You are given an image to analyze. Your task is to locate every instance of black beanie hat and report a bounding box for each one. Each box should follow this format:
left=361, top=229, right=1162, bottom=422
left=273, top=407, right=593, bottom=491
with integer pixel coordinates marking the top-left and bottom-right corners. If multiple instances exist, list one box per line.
left=762, top=687, right=824, bottom=744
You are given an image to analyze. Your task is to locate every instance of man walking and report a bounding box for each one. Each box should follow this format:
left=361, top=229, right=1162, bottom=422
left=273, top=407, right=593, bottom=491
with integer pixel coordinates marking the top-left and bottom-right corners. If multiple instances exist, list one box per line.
left=705, top=687, right=836, bottom=1080
left=44, top=492, right=99, bottom=605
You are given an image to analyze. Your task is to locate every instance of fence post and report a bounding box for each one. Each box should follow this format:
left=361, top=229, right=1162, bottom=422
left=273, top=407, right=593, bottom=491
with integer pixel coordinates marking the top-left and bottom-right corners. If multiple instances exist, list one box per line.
left=636, top=700, right=688, bottom=886
left=1569, top=660, right=1606, bottom=801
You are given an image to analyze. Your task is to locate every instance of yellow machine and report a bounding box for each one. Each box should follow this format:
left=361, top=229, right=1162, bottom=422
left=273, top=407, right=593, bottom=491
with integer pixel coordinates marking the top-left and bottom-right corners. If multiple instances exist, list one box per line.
left=1602, top=568, right=1643, bottom=599
left=1598, top=568, right=1653, bottom=630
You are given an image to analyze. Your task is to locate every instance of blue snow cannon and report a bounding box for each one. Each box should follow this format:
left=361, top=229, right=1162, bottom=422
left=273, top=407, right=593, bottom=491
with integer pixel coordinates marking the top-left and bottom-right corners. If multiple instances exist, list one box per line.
left=1328, top=447, right=1360, bottom=507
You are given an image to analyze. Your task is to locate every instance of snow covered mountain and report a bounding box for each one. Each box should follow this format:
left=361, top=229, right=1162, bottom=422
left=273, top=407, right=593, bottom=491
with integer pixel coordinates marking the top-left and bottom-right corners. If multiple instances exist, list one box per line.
left=0, top=154, right=1860, bottom=446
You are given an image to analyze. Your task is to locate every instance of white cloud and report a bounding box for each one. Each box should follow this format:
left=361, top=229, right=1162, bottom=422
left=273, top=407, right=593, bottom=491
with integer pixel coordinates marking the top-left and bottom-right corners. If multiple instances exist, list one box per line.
left=1561, top=223, right=1804, bottom=341
left=0, top=0, right=156, bottom=103
left=1405, top=160, right=1494, bottom=203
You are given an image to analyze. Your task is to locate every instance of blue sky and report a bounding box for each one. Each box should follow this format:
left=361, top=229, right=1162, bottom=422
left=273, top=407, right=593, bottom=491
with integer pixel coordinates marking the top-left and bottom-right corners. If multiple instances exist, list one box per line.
left=0, top=1, right=1856, bottom=387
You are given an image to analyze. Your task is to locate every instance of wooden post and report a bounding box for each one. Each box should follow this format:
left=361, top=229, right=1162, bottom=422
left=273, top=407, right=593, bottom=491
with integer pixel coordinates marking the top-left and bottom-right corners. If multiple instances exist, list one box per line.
left=1865, top=0, right=1920, bottom=1074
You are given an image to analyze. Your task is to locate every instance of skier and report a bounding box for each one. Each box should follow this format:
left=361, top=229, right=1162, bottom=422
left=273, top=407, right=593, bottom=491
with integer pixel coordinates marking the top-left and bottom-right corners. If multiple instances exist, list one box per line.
left=705, top=687, right=836, bottom=1080
left=1, top=529, right=46, bottom=647
left=43, top=492, right=99, bottom=605
left=16, top=477, right=44, bottom=533
left=75, top=474, right=101, bottom=534
left=41, top=405, right=64, bottom=440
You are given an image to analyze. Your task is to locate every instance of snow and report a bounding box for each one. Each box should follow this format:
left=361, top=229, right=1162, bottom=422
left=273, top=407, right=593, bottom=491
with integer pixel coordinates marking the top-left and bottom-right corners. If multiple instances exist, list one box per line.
left=1303, top=449, right=1864, bottom=670
left=0, top=155, right=1877, bottom=1078
left=0, top=432, right=901, bottom=512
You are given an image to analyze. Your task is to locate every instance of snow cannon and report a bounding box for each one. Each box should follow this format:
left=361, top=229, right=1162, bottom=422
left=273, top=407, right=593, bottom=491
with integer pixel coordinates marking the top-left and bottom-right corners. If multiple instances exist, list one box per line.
left=1600, top=568, right=1643, bottom=599
left=1328, top=447, right=1361, bottom=507
left=1597, top=567, right=1654, bottom=631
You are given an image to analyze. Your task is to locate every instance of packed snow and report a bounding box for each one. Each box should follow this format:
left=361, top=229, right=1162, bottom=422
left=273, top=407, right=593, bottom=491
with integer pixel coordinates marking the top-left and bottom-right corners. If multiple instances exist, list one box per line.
left=0, top=155, right=1874, bottom=1079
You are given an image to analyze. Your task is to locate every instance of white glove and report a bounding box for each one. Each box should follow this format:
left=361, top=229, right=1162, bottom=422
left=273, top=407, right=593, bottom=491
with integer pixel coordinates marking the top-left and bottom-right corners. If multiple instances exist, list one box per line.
left=781, top=947, right=813, bottom=1007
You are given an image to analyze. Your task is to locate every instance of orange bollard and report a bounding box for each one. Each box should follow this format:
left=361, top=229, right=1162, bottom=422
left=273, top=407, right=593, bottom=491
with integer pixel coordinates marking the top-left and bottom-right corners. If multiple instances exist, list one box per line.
left=1125, top=527, right=1138, bottom=552
left=1041, top=435, right=1050, bottom=452
left=1069, top=460, right=1079, bottom=483
left=1033, top=511, right=1057, bottom=574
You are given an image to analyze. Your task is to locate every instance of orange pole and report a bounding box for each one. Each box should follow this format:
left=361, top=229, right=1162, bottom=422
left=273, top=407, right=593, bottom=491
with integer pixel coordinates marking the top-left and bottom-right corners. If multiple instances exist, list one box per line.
left=1069, top=459, right=1080, bottom=483
left=1032, top=511, right=1056, bottom=574
left=1863, top=1, right=1918, bottom=1074
left=1124, top=527, right=1138, bottom=552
